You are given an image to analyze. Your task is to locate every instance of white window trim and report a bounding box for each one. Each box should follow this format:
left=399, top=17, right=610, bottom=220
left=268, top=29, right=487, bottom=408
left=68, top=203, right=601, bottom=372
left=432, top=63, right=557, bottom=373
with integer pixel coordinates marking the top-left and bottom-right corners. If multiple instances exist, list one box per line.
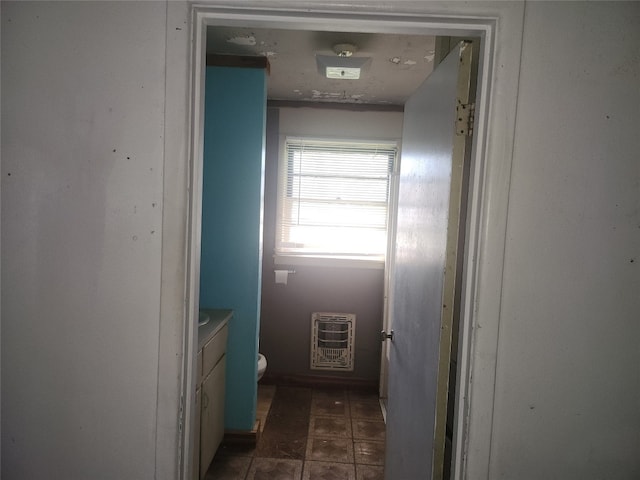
left=274, top=134, right=400, bottom=268
left=274, top=253, right=385, bottom=269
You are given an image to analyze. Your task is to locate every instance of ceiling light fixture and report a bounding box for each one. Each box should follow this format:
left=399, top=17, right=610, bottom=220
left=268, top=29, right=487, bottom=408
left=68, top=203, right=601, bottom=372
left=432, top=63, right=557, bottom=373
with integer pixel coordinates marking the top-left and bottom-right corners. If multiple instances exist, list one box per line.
left=316, top=43, right=371, bottom=80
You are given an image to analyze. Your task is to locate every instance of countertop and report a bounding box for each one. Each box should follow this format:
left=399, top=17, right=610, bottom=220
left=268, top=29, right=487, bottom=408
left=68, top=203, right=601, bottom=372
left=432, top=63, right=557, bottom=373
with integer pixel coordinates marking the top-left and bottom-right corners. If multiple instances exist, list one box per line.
left=198, top=308, right=232, bottom=350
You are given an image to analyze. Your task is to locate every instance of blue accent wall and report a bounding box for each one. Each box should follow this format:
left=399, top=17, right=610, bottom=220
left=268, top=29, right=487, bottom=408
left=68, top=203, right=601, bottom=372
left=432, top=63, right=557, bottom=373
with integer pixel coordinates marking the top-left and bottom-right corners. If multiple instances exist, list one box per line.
left=200, top=66, right=266, bottom=431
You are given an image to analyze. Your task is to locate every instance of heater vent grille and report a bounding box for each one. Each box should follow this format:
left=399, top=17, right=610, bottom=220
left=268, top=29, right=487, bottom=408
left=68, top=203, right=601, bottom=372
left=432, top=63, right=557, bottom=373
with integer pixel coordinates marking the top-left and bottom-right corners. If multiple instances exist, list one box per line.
left=311, top=312, right=355, bottom=371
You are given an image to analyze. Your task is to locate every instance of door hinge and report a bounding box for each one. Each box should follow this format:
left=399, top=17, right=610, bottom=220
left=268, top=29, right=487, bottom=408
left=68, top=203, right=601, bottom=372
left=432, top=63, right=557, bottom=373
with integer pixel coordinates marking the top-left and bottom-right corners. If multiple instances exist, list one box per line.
left=455, top=102, right=475, bottom=136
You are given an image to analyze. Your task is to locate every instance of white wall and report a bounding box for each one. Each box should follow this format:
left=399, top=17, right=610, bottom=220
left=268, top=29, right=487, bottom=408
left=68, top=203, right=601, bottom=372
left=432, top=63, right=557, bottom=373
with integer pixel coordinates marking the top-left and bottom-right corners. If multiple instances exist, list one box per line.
left=490, top=2, right=640, bottom=478
left=1, top=2, right=174, bottom=478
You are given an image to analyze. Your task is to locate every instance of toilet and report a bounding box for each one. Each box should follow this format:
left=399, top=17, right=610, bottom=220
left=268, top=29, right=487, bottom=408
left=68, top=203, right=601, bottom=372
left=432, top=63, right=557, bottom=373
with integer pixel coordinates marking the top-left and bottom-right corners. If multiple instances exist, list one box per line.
left=257, top=353, right=267, bottom=381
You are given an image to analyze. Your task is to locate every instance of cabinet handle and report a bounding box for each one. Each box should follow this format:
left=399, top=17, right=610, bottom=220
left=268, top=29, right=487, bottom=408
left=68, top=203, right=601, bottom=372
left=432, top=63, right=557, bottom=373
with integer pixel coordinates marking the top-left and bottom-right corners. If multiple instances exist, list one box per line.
left=203, top=392, right=209, bottom=409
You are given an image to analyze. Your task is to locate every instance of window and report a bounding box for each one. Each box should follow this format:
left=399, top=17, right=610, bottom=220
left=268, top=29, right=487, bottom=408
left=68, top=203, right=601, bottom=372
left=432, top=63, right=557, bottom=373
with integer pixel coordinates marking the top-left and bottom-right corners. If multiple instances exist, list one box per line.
left=275, top=137, right=398, bottom=264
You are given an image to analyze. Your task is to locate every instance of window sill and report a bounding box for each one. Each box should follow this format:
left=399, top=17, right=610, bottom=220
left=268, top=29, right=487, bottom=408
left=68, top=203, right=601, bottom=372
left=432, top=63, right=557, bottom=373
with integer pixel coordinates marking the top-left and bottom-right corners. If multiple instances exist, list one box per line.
left=273, top=254, right=385, bottom=270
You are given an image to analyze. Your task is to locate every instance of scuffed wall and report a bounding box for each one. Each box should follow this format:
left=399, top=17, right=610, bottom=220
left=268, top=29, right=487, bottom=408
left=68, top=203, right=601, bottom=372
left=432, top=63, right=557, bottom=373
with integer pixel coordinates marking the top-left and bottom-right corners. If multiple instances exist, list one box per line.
left=490, top=2, right=640, bottom=478
left=2, top=2, right=167, bottom=478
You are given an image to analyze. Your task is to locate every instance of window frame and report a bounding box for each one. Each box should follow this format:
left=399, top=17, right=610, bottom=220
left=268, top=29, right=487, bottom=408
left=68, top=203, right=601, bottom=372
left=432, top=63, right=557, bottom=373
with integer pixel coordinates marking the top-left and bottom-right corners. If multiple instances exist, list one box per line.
left=274, top=135, right=400, bottom=268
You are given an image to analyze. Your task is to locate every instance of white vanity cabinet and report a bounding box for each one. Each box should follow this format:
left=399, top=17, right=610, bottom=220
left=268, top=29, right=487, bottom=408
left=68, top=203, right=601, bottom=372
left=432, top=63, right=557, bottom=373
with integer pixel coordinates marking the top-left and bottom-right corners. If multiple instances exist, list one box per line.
left=193, top=309, right=231, bottom=480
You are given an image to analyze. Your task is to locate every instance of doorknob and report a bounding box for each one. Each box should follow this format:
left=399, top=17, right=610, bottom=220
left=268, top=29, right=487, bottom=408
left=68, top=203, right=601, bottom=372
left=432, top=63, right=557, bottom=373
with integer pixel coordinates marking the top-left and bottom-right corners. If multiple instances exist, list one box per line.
left=380, top=330, right=394, bottom=342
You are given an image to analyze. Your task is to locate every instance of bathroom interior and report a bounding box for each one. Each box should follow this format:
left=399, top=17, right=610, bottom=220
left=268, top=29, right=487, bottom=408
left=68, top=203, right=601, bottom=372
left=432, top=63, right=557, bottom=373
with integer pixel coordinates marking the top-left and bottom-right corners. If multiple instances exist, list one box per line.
left=194, top=25, right=465, bottom=480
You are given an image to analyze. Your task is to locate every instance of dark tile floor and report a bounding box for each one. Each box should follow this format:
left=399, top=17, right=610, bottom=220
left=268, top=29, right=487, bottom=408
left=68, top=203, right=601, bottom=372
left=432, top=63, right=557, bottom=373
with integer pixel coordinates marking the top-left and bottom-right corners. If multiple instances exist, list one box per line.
left=206, top=385, right=385, bottom=480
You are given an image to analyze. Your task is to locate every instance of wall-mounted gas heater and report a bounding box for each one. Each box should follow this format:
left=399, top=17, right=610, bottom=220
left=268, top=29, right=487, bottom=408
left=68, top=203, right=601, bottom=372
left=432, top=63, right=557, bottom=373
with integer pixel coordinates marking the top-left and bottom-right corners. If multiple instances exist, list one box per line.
left=310, top=312, right=356, bottom=371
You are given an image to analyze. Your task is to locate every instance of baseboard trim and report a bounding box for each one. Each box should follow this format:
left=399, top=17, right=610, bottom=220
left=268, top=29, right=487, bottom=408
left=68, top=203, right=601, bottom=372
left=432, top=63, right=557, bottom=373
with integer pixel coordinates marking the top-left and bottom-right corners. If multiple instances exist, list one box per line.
left=223, top=420, right=260, bottom=445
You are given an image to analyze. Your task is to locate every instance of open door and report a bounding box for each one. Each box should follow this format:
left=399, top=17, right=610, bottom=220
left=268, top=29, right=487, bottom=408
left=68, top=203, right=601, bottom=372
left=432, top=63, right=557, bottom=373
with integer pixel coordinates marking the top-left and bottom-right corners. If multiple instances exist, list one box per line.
left=384, top=42, right=473, bottom=479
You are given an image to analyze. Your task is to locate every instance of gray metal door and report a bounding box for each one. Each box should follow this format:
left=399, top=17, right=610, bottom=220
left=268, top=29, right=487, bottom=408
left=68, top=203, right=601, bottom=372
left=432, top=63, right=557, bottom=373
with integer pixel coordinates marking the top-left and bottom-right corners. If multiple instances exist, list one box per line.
left=384, top=43, right=473, bottom=479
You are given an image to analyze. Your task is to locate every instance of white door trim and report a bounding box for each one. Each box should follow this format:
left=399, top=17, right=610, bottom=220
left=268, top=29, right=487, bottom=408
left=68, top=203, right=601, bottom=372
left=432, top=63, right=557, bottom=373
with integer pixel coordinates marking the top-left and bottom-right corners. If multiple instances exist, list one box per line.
left=180, top=4, right=524, bottom=479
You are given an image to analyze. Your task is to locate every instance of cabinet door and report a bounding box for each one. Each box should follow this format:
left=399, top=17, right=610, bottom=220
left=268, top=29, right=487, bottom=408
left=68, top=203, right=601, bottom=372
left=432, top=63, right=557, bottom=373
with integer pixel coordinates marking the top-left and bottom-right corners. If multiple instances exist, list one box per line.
left=193, top=387, right=201, bottom=480
left=200, top=356, right=226, bottom=477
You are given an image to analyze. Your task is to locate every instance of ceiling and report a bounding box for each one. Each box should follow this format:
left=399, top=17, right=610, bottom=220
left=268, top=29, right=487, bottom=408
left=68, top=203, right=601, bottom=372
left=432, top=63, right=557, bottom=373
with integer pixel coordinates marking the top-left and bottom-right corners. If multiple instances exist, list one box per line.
left=206, top=27, right=437, bottom=106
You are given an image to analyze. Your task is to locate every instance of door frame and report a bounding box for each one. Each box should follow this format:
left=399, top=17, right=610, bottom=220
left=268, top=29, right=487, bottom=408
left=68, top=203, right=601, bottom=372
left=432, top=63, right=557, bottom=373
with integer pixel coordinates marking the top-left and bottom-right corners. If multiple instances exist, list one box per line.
left=181, top=4, right=522, bottom=479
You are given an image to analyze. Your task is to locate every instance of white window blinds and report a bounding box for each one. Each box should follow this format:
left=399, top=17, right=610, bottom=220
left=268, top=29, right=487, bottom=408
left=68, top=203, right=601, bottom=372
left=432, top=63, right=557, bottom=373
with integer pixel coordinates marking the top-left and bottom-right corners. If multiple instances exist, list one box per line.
left=276, top=138, right=397, bottom=259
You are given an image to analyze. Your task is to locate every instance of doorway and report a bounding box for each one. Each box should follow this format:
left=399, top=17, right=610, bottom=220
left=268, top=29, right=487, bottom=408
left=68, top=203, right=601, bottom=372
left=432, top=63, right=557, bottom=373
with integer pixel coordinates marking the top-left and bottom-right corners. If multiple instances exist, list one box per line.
left=185, top=6, right=497, bottom=480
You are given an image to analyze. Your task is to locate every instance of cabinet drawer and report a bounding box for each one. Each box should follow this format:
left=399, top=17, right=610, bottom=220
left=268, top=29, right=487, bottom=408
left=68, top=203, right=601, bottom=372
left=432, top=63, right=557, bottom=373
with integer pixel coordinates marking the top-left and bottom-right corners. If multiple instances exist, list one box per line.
left=202, top=324, right=228, bottom=377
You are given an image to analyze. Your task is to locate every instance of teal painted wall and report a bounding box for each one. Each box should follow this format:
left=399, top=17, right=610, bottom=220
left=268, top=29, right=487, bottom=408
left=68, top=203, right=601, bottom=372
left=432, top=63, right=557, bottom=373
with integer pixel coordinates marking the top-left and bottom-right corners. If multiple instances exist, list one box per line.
left=200, top=66, right=266, bottom=431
